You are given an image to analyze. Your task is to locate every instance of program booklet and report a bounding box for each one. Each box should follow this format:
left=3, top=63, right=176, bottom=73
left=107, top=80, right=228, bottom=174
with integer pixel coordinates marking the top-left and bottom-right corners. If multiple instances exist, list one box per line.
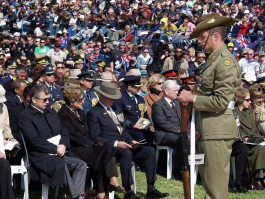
left=135, top=118, right=151, bottom=130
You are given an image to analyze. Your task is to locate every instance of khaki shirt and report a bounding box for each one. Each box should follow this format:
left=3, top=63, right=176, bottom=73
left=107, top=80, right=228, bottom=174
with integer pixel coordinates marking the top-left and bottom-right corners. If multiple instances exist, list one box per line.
left=194, top=44, right=241, bottom=140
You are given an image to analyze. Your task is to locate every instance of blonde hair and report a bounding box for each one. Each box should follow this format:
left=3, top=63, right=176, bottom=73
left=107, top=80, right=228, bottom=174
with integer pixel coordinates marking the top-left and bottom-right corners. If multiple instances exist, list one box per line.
left=63, top=87, right=82, bottom=105
left=147, top=74, right=165, bottom=90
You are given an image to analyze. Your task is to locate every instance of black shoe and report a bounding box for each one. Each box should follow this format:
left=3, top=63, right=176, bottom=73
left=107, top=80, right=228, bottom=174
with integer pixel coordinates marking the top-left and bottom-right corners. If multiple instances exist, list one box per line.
left=146, top=188, right=169, bottom=199
left=229, top=185, right=248, bottom=193
left=108, top=184, right=125, bottom=193
left=123, top=190, right=142, bottom=199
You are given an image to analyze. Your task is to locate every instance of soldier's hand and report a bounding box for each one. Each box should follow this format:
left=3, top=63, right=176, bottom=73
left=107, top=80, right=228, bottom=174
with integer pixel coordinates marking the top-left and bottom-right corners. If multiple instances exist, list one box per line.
left=177, top=90, right=194, bottom=103
left=117, top=141, right=132, bottom=148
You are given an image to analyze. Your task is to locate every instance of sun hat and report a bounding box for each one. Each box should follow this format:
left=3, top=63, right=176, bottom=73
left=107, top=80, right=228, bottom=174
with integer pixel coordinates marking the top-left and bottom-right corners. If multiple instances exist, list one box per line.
left=94, top=82, right=121, bottom=100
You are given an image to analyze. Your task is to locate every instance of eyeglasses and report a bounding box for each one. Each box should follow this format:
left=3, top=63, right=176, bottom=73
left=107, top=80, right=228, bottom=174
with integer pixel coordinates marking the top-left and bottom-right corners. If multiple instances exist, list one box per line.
left=247, top=54, right=253, bottom=55
left=40, top=41, right=45, bottom=44
left=143, top=51, right=149, bottom=53
left=57, top=67, right=65, bottom=69
left=176, top=51, right=182, bottom=53
left=46, top=73, right=55, bottom=77
left=198, top=56, right=205, bottom=58
left=35, top=97, right=50, bottom=103
left=243, top=98, right=251, bottom=102
left=156, top=82, right=164, bottom=85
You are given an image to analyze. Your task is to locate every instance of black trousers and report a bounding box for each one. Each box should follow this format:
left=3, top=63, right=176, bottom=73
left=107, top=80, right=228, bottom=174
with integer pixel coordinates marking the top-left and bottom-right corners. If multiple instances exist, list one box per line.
left=160, top=133, right=182, bottom=170
left=115, top=146, right=156, bottom=187
left=0, top=159, right=15, bottom=199
left=229, top=142, right=249, bottom=187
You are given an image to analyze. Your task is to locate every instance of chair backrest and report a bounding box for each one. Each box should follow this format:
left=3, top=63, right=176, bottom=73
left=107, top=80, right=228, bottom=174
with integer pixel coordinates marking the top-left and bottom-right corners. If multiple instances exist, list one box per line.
left=19, top=131, right=30, bottom=170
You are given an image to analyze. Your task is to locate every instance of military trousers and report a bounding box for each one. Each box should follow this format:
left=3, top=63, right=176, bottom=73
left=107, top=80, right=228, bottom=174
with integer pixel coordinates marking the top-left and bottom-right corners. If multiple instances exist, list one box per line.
left=197, top=139, right=234, bottom=199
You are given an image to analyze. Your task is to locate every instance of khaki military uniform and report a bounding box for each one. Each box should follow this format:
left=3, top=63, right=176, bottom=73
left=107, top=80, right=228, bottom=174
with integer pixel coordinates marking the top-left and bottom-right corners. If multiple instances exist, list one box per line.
left=194, top=44, right=241, bottom=199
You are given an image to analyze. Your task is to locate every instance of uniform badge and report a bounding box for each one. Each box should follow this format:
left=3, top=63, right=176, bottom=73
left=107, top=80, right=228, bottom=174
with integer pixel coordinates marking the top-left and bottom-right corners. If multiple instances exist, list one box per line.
left=91, top=98, right=97, bottom=107
left=126, top=105, right=132, bottom=109
left=224, top=59, right=231, bottom=66
left=207, top=18, right=215, bottom=24
left=117, top=113, right=125, bottom=122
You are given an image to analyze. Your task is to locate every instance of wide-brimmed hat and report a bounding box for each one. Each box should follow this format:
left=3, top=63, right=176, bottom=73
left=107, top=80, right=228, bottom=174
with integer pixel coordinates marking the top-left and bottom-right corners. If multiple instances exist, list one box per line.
left=190, top=14, right=235, bottom=39
left=94, top=82, right=121, bottom=100
left=64, top=79, right=81, bottom=89
left=96, top=71, right=114, bottom=82
left=0, top=85, right=6, bottom=103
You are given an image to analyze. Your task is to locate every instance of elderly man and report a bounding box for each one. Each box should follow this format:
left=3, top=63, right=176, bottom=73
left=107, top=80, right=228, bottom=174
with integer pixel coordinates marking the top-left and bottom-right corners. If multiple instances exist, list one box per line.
left=151, top=80, right=182, bottom=176
left=18, top=85, right=87, bottom=199
left=87, top=82, right=168, bottom=199
left=177, top=14, right=241, bottom=199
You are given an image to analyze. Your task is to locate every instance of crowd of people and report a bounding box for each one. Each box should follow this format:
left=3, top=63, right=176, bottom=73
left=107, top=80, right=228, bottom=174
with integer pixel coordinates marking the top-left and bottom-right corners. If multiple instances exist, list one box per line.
left=1, top=0, right=265, bottom=199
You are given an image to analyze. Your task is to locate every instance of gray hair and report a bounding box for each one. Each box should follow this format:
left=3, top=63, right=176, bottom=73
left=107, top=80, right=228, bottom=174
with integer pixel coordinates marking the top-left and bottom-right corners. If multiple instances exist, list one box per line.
left=161, top=80, right=179, bottom=93
left=31, top=85, right=49, bottom=98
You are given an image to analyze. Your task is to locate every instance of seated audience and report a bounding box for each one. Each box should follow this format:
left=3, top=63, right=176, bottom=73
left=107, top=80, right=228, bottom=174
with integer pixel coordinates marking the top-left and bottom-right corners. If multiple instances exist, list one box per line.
left=87, top=82, right=169, bottom=199
left=58, top=87, right=124, bottom=198
left=18, top=85, right=87, bottom=199
left=234, top=87, right=265, bottom=190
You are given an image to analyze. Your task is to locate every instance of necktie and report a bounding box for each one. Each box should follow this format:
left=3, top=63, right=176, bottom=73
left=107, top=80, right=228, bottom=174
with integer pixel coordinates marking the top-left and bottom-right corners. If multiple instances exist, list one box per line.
left=107, top=108, right=123, bottom=133
left=170, top=101, right=178, bottom=117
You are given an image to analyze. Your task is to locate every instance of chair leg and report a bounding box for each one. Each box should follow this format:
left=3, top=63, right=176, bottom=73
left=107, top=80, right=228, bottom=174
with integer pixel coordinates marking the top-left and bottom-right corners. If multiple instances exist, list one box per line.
left=155, top=150, right=160, bottom=166
left=42, top=184, right=49, bottom=199
left=167, top=149, right=173, bottom=179
left=109, top=191, right=115, bottom=199
left=23, top=172, right=29, bottom=199
left=131, top=163, right=136, bottom=193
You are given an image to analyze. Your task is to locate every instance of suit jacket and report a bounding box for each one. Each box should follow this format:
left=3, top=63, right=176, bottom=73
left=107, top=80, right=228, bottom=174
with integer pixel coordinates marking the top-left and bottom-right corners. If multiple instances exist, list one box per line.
left=194, top=44, right=241, bottom=140
left=5, top=92, right=21, bottom=112
left=152, top=98, right=181, bottom=144
left=87, top=102, right=133, bottom=146
left=18, top=106, right=71, bottom=185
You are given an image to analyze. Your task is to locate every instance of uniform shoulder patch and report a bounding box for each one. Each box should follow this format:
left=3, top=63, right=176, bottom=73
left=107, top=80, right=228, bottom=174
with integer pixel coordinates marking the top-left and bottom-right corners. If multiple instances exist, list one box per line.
left=224, top=59, right=231, bottom=66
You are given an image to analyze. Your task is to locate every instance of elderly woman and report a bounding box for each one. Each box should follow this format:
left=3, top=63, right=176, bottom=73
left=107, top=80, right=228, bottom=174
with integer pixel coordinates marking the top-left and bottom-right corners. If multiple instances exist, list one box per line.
left=234, top=87, right=265, bottom=190
left=58, top=87, right=124, bottom=199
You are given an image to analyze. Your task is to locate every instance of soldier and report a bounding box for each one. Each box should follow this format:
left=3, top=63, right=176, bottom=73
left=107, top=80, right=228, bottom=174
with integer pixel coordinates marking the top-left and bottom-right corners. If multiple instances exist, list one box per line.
left=177, top=14, right=241, bottom=199
left=77, top=71, right=98, bottom=113
left=41, top=64, right=63, bottom=106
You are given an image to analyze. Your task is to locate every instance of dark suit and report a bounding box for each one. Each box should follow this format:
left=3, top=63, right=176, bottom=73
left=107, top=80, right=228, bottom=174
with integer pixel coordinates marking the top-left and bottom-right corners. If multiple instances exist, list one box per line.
left=114, top=91, right=151, bottom=142
left=18, top=106, right=87, bottom=198
left=152, top=97, right=182, bottom=169
left=87, top=103, right=156, bottom=188
left=5, top=92, right=22, bottom=112
left=0, top=159, right=15, bottom=199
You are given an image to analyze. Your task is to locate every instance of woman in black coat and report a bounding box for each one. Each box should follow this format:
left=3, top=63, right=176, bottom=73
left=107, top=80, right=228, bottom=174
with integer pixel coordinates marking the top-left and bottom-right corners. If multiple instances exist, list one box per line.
left=58, top=87, right=124, bottom=199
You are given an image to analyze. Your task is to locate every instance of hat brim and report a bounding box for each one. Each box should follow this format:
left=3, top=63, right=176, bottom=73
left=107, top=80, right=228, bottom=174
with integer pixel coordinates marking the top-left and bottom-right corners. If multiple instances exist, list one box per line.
left=123, top=75, right=141, bottom=82
left=94, top=86, right=121, bottom=100
left=189, top=16, right=235, bottom=39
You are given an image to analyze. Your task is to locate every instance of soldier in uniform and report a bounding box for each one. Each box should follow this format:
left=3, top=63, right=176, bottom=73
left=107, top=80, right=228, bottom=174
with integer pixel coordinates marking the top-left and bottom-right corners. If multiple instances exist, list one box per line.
left=177, top=14, right=241, bottom=199
left=114, top=73, right=152, bottom=143
left=78, top=71, right=98, bottom=114
left=41, top=64, right=63, bottom=106
left=9, top=32, right=23, bottom=59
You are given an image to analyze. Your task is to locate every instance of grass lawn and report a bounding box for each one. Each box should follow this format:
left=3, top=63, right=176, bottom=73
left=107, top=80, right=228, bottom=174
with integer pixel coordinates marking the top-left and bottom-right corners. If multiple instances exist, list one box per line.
left=17, top=170, right=265, bottom=199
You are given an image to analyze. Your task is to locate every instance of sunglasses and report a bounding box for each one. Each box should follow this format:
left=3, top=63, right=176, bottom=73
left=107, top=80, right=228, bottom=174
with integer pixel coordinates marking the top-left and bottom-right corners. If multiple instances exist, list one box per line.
left=35, top=97, right=50, bottom=103
left=243, top=98, right=251, bottom=102
left=46, top=73, right=55, bottom=76
left=57, top=67, right=65, bottom=69
left=40, top=41, right=46, bottom=43
left=198, top=56, right=205, bottom=58
left=157, top=82, right=164, bottom=85
left=176, top=51, right=182, bottom=53
left=143, top=51, right=149, bottom=53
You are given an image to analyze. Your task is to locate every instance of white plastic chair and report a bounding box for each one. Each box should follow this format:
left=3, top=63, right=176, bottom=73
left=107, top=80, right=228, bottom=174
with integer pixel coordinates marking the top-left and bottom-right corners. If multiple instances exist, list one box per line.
left=109, top=162, right=136, bottom=199
left=155, top=146, right=173, bottom=179
left=11, top=157, right=29, bottom=199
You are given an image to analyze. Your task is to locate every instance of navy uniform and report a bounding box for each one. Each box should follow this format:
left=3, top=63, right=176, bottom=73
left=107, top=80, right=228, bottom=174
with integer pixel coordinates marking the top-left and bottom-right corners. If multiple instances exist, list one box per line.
left=9, top=33, right=24, bottom=59
left=0, top=61, right=17, bottom=85
left=114, top=75, right=151, bottom=142
left=77, top=71, right=98, bottom=113
left=93, top=59, right=106, bottom=87
left=41, top=64, right=63, bottom=106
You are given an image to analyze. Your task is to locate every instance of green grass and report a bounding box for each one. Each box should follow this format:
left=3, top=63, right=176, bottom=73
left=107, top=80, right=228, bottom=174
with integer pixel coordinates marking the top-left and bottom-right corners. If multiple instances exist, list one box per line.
left=16, top=170, right=265, bottom=199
